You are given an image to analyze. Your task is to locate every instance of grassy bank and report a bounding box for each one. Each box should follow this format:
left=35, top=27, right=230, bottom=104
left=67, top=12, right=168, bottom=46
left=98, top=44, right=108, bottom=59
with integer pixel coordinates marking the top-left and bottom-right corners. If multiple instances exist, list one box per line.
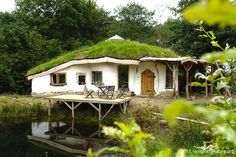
left=128, top=103, right=211, bottom=156
left=0, top=95, right=47, bottom=119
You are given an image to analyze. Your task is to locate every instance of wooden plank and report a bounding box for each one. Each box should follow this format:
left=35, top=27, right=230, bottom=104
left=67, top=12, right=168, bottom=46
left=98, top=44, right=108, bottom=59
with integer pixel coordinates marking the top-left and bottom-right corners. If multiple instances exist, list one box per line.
left=45, top=95, right=131, bottom=105
left=153, top=113, right=208, bottom=125
left=45, top=95, right=131, bottom=121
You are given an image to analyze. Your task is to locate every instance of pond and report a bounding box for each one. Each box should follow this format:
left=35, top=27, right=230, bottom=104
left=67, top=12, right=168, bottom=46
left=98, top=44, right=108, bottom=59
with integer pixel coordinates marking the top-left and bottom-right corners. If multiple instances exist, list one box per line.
left=0, top=118, right=117, bottom=157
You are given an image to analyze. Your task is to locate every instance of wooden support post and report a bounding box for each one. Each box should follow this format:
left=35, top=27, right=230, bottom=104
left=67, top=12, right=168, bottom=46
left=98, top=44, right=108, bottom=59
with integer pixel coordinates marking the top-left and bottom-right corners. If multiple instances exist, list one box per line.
left=166, top=62, right=179, bottom=99
left=98, top=104, right=101, bottom=121
left=183, top=63, right=193, bottom=100
left=72, top=118, right=74, bottom=135
left=72, top=102, right=75, bottom=119
left=123, top=102, right=127, bottom=114
left=48, top=99, right=52, bottom=117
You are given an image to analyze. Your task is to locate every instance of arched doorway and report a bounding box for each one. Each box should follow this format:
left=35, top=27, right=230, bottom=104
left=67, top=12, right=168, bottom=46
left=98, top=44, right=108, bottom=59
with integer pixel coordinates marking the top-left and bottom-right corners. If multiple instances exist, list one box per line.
left=141, top=69, right=155, bottom=95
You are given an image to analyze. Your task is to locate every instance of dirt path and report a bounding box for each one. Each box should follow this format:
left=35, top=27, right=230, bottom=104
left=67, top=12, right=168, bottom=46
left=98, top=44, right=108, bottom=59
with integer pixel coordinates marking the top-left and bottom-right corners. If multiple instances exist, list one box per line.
left=130, top=95, right=212, bottom=111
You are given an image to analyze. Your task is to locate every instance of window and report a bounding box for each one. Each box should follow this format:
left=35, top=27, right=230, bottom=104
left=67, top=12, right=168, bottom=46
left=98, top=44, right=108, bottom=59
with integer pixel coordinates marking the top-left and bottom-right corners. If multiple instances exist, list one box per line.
left=50, top=73, right=66, bottom=86
left=118, top=65, right=129, bottom=88
left=166, top=66, right=173, bottom=89
left=92, top=71, right=102, bottom=84
left=77, top=73, right=86, bottom=85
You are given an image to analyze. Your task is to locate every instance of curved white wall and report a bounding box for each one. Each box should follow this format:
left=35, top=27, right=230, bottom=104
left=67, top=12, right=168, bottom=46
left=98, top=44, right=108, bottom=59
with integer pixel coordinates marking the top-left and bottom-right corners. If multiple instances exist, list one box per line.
left=128, top=62, right=171, bottom=95
left=32, top=63, right=118, bottom=94
left=31, top=62, right=173, bottom=95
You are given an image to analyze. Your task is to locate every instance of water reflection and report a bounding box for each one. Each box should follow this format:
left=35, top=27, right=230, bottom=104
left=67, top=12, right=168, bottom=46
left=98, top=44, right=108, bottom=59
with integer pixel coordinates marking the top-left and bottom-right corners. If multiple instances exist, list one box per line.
left=29, top=119, right=114, bottom=155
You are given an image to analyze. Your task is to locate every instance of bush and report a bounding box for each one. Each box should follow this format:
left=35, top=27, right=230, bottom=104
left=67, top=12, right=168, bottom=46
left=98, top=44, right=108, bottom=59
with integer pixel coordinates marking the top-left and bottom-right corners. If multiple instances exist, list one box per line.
left=0, top=95, right=47, bottom=118
left=170, top=121, right=209, bottom=149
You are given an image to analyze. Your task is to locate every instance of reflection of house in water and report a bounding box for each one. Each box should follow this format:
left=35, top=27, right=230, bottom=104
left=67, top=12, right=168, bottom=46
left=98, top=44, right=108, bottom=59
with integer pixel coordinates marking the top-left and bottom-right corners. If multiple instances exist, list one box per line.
left=28, top=119, right=114, bottom=155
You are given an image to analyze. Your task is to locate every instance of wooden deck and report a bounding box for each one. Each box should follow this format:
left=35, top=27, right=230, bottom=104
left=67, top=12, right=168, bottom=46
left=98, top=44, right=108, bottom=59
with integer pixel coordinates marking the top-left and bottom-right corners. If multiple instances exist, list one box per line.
left=46, top=94, right=131, bottom=120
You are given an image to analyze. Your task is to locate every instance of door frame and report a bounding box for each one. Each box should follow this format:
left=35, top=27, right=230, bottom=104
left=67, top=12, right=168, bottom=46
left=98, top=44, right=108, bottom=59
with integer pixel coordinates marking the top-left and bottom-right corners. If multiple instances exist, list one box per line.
left=141, top=69, right=155, bottom=95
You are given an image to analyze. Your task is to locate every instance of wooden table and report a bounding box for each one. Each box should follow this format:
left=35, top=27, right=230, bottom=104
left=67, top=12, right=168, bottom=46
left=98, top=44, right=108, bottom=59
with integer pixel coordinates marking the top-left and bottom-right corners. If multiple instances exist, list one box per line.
left=97, top=86, right=108, bottom=98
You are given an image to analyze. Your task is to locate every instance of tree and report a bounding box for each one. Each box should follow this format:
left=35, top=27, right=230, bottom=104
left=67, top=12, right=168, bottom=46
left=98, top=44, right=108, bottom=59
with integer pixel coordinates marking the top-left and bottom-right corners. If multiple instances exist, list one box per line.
left=0, top=12, right=63, bottom=93
left=0, top=0, right=113, bottom=93
left=15, top=0, right=112, bottom=50
left=108, top=2, right=156, bottom=43
left=157, top=0, right=236, bottom=57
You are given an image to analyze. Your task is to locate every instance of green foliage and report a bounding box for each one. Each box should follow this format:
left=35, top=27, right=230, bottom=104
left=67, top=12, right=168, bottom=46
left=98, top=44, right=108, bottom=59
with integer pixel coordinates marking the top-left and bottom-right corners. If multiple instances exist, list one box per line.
left=202, top=49, right=236, bottom=64
left=157, top=0, right=236, bottom=57
left=171, top=122, right=207, bottom=149
left=102, top=120, right=153, bottom=157
left=163, top=0, right=236, bottom=152
left=16, top=0, right=112, bottom=49
left=0, top=95, right=47, bottom=118
left=0, top=12, right=63, bottom=93
left=184, top=0, right=236, bottom=27
left=86, top=120, right=154, bottom=157
left=0, top=0, right=113, bottom=94
left=163, top=100, right=193, bottom=126
left=86, top=120, right=186, bottom=157
left=108, top=2, right=155, bottom=43
left=27, top=40, right=177, bottom=75
left=157, top=19, right=214, bottom=57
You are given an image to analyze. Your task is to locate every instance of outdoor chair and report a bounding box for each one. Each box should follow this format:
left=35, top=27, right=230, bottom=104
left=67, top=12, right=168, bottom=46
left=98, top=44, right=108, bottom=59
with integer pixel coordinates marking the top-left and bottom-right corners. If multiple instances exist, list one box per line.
left=97, top=86, right=107, bottom=98
left=83, top=83, right=94, bottom=98
left=105, top=86, right=115, bottom=99
left=85, top=90, right=94, bottom=98
left=116, top=84, right=127, bottom=99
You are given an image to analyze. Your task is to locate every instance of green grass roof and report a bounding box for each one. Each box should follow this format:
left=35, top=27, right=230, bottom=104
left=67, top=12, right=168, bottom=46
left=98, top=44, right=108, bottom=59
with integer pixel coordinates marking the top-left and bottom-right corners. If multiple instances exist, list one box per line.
left=27, top=40, right=178, bottom=76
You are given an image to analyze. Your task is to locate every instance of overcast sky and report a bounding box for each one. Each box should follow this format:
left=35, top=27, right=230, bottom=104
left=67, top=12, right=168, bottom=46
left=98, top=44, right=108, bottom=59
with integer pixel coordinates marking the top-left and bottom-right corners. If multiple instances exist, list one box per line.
left=0, top=0, right=179, bottom=23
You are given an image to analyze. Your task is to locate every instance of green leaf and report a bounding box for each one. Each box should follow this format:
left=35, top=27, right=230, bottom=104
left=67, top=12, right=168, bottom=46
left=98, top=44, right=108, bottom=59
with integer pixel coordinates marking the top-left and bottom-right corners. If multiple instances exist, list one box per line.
left=201, top=52, right=226, bottom=63
left=208, top=31, right=216, bottom=40
left=163, top=100, right=193, bottom=126
left=211, top=41, right=221, bottom=48
left=154, top=148, right=171, bottom=157
left=201, top=48, right=236, bottom=63
left=183, top=0, right=236, bottom=27
left=213, top=125, right=236, bottom=146
left=191, top=82, right=207, bottom=87
left=226, top=49, right=236, bottom=59
left=216, top=81, right=231, bottom=90
left=175, top=149, right=186, bottom=157
left=115, top=121, right=131, bottom=135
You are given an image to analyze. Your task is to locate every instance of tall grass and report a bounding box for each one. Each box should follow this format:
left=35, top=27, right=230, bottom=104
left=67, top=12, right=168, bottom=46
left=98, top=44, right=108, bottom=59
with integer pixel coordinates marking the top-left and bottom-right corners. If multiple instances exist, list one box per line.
left=0, top=95, right=47, bottom=119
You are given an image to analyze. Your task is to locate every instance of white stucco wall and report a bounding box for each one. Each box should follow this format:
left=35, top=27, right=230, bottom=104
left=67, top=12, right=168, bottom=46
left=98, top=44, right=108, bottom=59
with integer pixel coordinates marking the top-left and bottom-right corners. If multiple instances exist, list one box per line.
left=32, top=62, right=174, bottom=95
left=32, top=63, right=118, bottom=94
left=128, top=62, right=173, bottom=95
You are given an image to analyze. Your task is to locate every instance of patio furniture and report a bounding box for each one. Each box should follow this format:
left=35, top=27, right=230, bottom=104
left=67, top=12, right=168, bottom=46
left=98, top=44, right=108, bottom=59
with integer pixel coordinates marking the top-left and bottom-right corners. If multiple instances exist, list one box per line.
left=116, top=84, right=127, bottom=99
left=85, top=90, right=94, bottom=98
left=105, top=86, right=115, bottom=99
left=83, top=83, right=94, bottom=98
left=97, top=85, right=107, bottom=98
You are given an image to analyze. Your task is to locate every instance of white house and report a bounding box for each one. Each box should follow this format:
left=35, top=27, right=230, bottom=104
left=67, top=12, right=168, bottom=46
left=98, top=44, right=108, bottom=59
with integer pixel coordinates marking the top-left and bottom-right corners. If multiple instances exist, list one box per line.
left=27, top=36, right=204, bottom=97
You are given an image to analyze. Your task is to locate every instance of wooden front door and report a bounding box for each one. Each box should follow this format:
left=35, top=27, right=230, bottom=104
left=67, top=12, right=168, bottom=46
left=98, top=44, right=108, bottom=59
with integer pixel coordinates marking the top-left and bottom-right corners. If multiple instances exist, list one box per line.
left=141, top=69, right=155, bottom=95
